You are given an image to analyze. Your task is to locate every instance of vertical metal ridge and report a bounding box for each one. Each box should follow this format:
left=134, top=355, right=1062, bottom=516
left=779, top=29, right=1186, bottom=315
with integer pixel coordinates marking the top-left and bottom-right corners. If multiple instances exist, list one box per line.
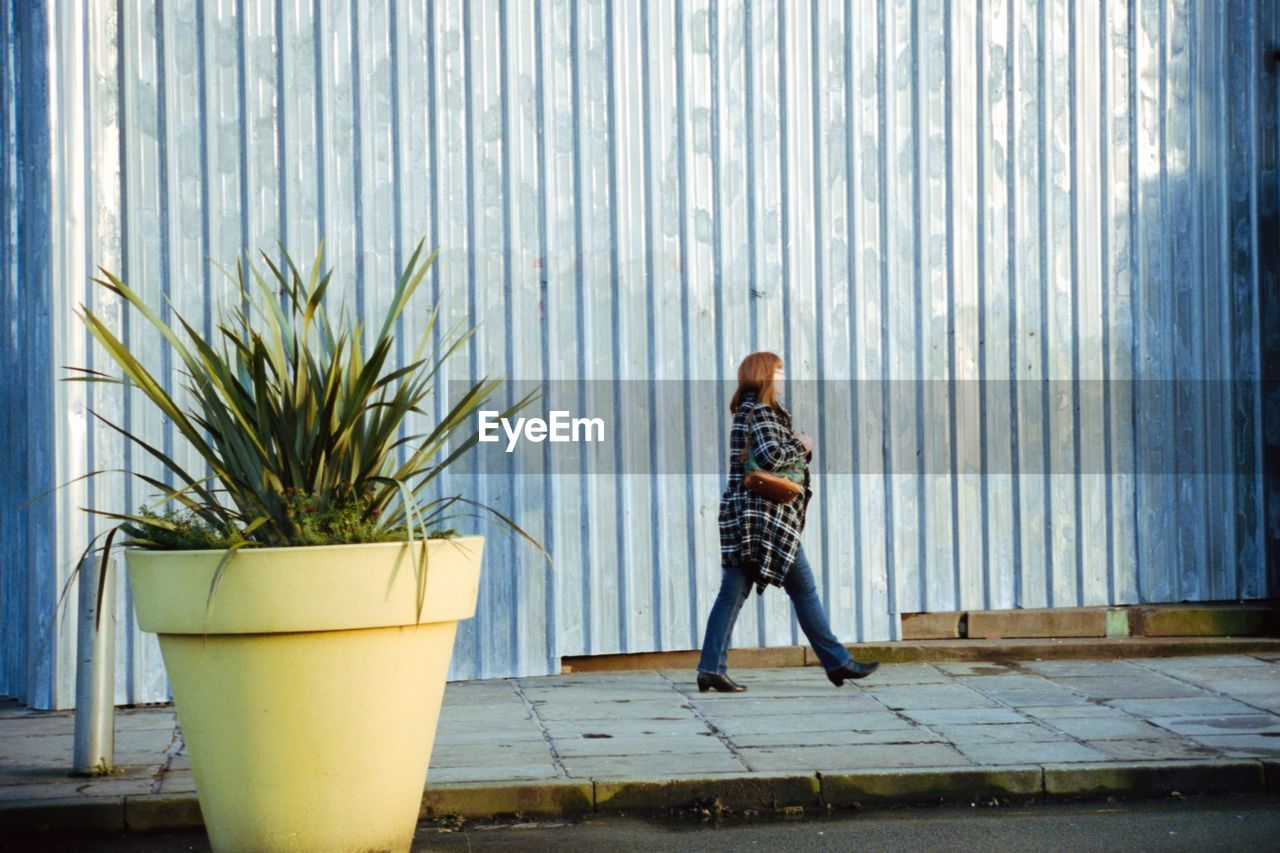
left=426, top=0, right=441, bottom=425
left=275, top=0, right=287, bottom=267
left=604, top=0, right=627, bottom=652
left=842, top=0, right=865, bottom=641
left=1068, top=0, right=1084, bottom=606
left=1099, top=0, right=1116, bottom=604
left=235, top=0, right=249, bottom=261
left=745, top=0, right=757, bottom=348
left=674, top=0, right=701, bottom=651
left=533, top=0, right=557, bottom=673
left=194, top=1, right=212, bottom=483
left=876, top=0, right=896, bottom=637
left=1126, top=0, right=1141, bottom=598
left=349, top=0, right=365, bottom=326
left=154, top=0, right=174, bottom=478
left=777, top=0, right=791, bottom=393
left=569, top=0, right=592, bottom=655
left=911, top=0, right=928, bottom=612
left=1245, top=0, right=1265, bottom=599
left=701, top=0, right=721, bottom=645
left=115, top=0, right=136, bottom=701
left=1158, top=0, right=1174, bottom=602
left=1217, top=1, right=1238, bottom=599
left=1036, top=0, right=1054, bottom=607
left=1186, top=0, right=1209, bottom=601
left=312, top=0, right=327, bottom=247
left=808, top=0, right=831, bottom=612
left=80, top=0, right=96, bottom=555
left=496, top=0, right=518, bottom=668
left=389, top=1, right=406, bottom=470
left=976, top=0, right=992, bottom=611
left=639, top=0, right=663, bottom=651
left=1006, top=0, right=1023, bottom=609
left=710, top=0, right=726, bottom=525
left=943, top=0, right=961, bottom=610
left=461, top=0, right=483, bottom=674
left=777, top=0, right=795, bottom=646
left=0, top=0, right=14, bottom=698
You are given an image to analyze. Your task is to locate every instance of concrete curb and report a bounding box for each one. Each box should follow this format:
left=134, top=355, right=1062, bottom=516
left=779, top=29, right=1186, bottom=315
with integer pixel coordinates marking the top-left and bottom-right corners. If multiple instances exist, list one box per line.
left=420, top=780, right=593, bottom=819
left=3, top=760, right=1276, bottom=836
left=819, top=765, right=1044, bottom=805
left=593, top=774, right=821, bottom=813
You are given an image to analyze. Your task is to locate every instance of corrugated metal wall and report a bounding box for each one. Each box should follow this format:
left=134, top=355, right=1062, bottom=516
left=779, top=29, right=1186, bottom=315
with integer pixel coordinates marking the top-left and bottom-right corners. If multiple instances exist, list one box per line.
left=3, top=0, right=1277, bottom=709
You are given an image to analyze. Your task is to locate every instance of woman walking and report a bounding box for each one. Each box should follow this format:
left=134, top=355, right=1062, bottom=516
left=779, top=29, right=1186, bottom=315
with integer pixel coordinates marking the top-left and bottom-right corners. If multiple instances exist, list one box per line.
left=696, top=352, right=879, bottom=693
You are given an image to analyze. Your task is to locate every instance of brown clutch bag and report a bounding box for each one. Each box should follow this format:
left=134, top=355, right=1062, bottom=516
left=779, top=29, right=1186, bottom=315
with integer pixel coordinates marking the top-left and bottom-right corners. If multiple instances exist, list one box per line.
left=739, top=406, right=805, bottom=504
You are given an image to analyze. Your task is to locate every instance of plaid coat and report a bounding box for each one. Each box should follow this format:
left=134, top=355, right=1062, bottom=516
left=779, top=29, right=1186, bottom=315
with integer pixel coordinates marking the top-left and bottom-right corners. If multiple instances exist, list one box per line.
left=718, top=390, right=813, bottom=592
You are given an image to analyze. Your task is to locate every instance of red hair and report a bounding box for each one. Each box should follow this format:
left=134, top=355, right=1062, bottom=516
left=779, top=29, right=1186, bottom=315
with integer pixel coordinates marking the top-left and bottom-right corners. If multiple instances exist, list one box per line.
left=730, top=351, right=783, bottom=413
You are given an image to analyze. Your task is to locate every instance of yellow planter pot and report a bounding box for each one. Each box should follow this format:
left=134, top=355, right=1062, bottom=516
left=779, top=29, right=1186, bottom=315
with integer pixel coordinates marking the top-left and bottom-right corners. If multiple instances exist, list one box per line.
left=126, top=536, right=484, bottom=853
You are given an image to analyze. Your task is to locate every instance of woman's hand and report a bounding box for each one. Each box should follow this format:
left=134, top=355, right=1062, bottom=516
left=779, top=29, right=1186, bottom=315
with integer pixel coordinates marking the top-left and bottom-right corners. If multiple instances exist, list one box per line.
left=747, top=408, right=809, bottom=470
left=795, top=431, right=814, bottom=454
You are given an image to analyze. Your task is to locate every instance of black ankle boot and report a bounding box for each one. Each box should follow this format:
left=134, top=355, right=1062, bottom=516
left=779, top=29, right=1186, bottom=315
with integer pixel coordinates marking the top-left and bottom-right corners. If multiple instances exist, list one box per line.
left=697, top=672, right=748, bottom=693
left=827, top=660, right=880, bottom=686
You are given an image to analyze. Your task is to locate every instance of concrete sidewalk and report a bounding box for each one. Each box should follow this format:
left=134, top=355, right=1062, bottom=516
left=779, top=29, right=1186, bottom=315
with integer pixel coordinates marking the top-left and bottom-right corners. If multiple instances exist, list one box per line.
left=2, top=653, right=1279, bottom=835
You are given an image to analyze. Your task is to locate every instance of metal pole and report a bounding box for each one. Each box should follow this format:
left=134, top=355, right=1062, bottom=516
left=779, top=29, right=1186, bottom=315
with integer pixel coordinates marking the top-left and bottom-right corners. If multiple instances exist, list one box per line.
left=73, top=554, right=116, bottom=776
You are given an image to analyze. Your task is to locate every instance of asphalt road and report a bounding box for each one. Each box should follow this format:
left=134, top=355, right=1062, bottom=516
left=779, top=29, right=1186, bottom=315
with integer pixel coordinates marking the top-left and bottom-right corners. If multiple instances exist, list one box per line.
left=6, top=793, right=1279, bottom=852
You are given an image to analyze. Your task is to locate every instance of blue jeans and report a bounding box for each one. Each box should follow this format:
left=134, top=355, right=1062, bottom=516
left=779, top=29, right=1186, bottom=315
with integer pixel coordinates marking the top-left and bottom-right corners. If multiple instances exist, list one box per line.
left=697, top=544, right=853, bottom=675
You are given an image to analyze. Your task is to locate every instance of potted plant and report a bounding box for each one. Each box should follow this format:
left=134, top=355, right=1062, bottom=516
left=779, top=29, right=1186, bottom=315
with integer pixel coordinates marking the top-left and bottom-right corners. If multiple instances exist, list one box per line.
left=65, top=241, right=544, bottom=852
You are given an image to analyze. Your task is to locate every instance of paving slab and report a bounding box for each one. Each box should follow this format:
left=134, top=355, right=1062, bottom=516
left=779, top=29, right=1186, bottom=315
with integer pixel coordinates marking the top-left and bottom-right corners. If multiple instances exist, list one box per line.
left=1018, top=703, right=1139, bottom=720
left=427, top=725, right=547, bottom=745
left=688, top=696, right=885, bottom=718
left=930, top=662, right=1023, bottom=676
left=550, top=733, right=728, bottom=758
left=898, top=707, right=1030, bottom=726
left=704, top=712, right=918, bottom=738
left=1134, top=655, right=1273, bottom=670
left=839, top=665, right=952, bottom=685
left=1018, top=660, right=1145, bottom=676
left=1186, top=735, right=1280, bottom=758
left=729, top=728, right=943, bottom=749
left=1104, top=696, right=1263, bottom=717
left=0, top=774, right=157, bottom=801
left=684, top=684, right=851, bottom=699
left=956, top=741, right=1110, bottom=765
left=154, top=769, right=196, bottom=794
left=425, top=763, right=563, bottom=785
left=523, top=699, right=688, bottom=721
left=426, top=741, right=556, bottom=768
left=539, top=718, right=709, bottom=739
left=966, top=684, right=1095, bottom=706
left=1080, top=738, right=1222, bottom=761
left=1047, top=675, right=1207, bottom=699
left=923, top=722, right=1070, bottom=745
left=738, top=742, right=972, bottom=772
left=1037, top=716, right=1173, bottom=740
left=865, top=685, right=1005, bottom=710
left=520, top=684, right=680, bottom=701
left=1149, top=714, right=1280, bottom=736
